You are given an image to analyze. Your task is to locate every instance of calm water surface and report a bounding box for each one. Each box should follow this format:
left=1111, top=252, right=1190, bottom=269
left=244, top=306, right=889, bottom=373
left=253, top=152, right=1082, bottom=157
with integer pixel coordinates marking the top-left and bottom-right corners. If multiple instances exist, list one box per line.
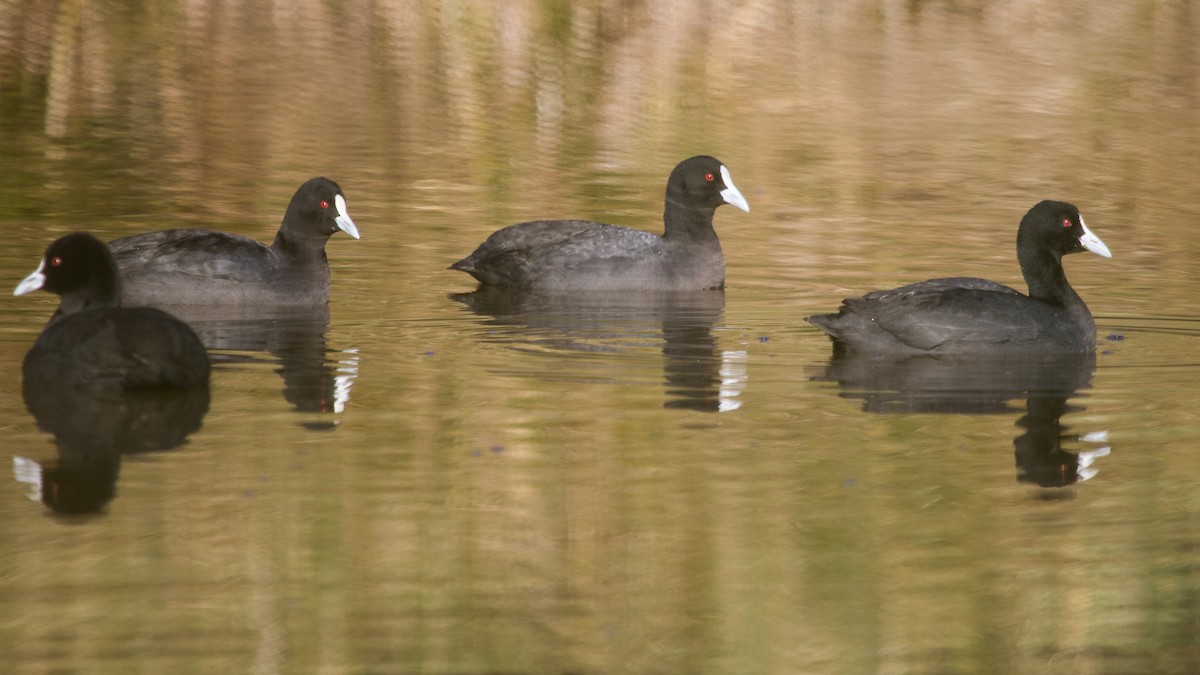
left=2, top=1, right=1200, bottom=673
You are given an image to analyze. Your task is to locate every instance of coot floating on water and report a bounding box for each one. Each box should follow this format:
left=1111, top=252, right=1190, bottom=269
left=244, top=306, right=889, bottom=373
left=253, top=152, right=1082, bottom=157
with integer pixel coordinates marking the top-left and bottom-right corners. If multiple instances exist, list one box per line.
left=15, top=232, right=210, bottom=389
left=806, top=200, right=1112, bottom=355
left=450, top=155, right=749, bottom=291
left=108, top=176, right=359, bottom=307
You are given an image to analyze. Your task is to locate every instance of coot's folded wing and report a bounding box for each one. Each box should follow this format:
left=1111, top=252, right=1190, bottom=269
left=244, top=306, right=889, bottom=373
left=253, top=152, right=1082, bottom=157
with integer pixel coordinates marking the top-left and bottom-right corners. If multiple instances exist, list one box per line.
left=110, top=229, right=274, bottom=282
left=844, top=279, right=1047, bottom=351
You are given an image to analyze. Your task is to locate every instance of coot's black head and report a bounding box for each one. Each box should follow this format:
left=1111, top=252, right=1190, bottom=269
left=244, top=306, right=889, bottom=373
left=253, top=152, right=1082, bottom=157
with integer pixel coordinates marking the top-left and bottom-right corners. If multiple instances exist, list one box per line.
left=1018, top=200, right=1112, bottom=261
left=281, top=177, right=360, bottom=241
left=14, top=232, right=121, bottom=310
left=666, top=156, right=750, bottom=213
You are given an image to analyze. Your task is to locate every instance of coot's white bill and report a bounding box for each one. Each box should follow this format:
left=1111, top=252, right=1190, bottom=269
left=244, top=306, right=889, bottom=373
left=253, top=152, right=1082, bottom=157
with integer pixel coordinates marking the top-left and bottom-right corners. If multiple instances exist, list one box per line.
left=1079, top=215, right=1111, bottom=258
left=719, top=165, right=749, bottom=213
left=13, top=260, right=46, bottom=296
left=335, top=194, right=360, bottom=239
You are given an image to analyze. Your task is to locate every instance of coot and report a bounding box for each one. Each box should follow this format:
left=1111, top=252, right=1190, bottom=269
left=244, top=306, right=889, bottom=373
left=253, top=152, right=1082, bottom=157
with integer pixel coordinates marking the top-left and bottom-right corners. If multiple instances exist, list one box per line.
left=450, top=156, right=749, bottom=290
left=15, top=233, right=210, bottom=389
left=109, top=176, right=359, bottom=307
left=806, top=200, right=1112, bottom=355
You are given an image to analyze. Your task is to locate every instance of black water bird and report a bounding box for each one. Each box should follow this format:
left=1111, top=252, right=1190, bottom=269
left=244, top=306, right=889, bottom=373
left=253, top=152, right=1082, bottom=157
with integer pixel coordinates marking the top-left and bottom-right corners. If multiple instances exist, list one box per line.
left=15, top=232, right=210, bottom=390
left=450, top=156, right=749, bottom=290
left=806, top=200, right=1112, bottom=355
left=108, top=177, right=359, bottom=307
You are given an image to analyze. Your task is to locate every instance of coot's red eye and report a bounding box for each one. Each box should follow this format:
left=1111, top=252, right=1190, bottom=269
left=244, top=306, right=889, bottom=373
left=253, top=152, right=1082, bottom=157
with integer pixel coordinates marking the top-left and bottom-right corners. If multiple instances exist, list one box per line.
left=320, top=200, right=330, bottom=209
left=705, top=172, right=715, bottom=182
left=1062, top=218, right=1072, bottom=228
left=51, top=256, right=63, bottom=267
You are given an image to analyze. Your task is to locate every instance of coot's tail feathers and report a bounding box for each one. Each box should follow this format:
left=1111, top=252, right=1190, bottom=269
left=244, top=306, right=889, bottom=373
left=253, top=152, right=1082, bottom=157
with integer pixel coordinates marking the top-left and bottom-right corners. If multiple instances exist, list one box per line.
left=449, top=257, right=488, bottom=285
left=450, top=255, right=511, bottom=286
left=805, top=313, right=840, bottom=335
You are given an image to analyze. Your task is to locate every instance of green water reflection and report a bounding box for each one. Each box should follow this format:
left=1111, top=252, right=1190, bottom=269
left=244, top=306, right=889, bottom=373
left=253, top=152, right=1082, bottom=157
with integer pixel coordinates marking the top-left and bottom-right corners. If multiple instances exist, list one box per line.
left=2, top=1, right=1200, bottom=673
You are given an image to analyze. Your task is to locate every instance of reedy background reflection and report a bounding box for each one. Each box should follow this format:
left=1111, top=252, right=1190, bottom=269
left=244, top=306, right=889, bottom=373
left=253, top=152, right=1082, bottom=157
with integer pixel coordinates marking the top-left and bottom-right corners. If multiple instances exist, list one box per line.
left=2, top=1, right=1200, bottom=673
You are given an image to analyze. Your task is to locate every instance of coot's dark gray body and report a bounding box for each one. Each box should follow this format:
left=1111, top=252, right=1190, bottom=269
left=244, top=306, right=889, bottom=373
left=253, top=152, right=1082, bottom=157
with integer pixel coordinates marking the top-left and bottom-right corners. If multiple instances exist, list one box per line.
left=806, top=200, right=1112, bottom=355
left=451, top=156, right=749, bottom=291
left=109, top=177, right=359, bottom=307
left=15, top=232, right=210, bottom=390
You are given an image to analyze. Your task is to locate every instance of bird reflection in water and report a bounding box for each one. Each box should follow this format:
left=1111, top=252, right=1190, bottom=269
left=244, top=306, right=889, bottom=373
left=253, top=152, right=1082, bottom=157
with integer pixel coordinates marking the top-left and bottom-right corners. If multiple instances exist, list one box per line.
left=1015, top=395, right=1111, bottom=487
left=452, top=287, right=745, bottom=412
left=812, top=351, right=1111, bottom=487
left=166, top=305, right=358, bottom=429
left=16, top=380, right=210, bottom=516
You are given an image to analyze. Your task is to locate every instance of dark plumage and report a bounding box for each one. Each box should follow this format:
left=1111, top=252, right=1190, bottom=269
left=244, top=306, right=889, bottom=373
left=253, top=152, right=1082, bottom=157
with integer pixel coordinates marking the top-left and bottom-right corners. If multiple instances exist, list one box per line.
left=806, top=200, right=1113, bottom=355
left=108, top=177, right=359, bottom=307
left=15, top=233, right=210, bottom=389
left=450, top=156, right=749, bottom=290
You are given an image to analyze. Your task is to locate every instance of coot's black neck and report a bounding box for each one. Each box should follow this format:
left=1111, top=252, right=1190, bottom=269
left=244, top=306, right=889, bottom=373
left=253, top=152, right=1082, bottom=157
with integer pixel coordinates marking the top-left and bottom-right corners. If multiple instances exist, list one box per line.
left=54, top=262, right=122, bottom=321
left=1020, top=249, right=1084, bottom=310
left=662, top=197, right=719, bottom=244
left=272, top=225, right=329, bottom=261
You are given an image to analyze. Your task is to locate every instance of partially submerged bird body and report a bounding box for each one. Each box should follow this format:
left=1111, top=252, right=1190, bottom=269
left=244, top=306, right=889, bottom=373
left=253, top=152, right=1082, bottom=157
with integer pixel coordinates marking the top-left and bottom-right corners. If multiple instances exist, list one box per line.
left=452, top=219, right=726, bottom=291
left=108, top=177, right=359, bottom=307
left=807, top=200, right=1112, bottom=355
left=15, top=232, right=210, bottom=390
left=26, top=304, right=210, bottom=389
left=111, top=228, right=330, bottom=306
left=451, top=156, right=748, bottom=291
left=810, top=276, right=1097, bottom=355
